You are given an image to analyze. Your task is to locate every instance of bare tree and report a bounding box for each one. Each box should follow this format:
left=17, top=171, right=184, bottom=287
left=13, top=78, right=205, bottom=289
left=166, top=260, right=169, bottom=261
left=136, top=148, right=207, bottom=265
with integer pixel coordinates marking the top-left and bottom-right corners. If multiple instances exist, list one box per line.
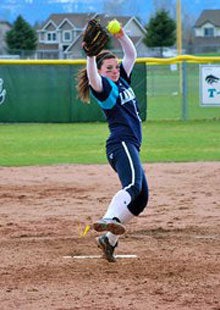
left=181, top=11, right=196, bottom=52
left=103, top=0, right=142, bottom=19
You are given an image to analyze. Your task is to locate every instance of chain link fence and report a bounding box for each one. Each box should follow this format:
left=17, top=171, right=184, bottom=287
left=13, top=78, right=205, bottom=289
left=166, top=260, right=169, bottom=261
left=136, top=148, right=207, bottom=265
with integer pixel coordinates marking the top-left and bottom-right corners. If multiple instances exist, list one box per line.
left=144, top=57, right=220, bottom=121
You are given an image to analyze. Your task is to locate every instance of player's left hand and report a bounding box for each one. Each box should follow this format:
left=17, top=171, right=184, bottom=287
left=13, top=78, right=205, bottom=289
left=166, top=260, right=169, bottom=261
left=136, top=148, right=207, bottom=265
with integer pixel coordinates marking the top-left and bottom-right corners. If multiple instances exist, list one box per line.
left=82, top=19, right=109, bottom=57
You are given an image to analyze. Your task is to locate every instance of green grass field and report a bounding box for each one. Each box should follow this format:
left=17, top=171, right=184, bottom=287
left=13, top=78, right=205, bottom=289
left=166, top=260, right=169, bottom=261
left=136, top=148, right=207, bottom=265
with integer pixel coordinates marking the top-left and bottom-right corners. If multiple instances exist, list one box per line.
left=0, top=120, right=219, bottom=166
left=1, top=59, right=220, bottom=167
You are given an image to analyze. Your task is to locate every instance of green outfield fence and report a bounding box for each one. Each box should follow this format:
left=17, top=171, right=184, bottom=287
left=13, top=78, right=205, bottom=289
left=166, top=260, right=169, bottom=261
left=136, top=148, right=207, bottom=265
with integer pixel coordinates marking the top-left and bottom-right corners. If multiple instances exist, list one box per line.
left=0, top=55, right=220, bottom=122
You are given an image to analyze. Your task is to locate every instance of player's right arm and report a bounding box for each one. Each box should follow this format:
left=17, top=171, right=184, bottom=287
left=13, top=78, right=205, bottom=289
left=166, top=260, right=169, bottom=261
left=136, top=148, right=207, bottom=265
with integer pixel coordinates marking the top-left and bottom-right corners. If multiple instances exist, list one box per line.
left=87, top=56, right=103, bottom=92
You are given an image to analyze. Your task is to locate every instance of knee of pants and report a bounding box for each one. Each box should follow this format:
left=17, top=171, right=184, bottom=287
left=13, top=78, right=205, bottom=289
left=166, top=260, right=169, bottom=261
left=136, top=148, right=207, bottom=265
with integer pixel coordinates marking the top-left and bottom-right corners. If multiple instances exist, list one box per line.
left=127, top=183, right=142, bottom=201
left=128, top=188, right=149, bottom=216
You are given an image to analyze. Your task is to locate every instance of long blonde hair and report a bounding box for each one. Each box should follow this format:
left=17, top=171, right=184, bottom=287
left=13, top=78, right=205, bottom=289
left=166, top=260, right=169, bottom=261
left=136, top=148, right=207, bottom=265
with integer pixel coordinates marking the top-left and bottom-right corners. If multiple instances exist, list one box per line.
left=76, top=51, right=116, bottom=103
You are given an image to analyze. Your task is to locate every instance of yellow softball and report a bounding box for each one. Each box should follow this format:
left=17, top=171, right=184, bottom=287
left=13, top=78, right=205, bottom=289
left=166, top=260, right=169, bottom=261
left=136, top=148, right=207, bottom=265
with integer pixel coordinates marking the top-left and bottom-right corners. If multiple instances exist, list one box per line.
left=107, top=19, right=121, bottom=35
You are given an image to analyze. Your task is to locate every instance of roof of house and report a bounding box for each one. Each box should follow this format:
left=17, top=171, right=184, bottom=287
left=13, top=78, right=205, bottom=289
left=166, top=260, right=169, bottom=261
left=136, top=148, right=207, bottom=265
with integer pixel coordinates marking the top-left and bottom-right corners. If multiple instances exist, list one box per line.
left=194, top=9, right=220, bottom=27
left=0, top=20, right=12, bottom=27
left=38, top=13, right=97, bottom=30
left=97, top=15, right=131, bottom=27
left=38, top=13, right=144, bottom=32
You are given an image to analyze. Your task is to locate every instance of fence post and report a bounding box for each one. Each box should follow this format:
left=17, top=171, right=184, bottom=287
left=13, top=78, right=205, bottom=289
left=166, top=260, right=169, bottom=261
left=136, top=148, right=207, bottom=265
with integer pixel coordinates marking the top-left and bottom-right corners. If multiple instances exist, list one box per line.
left=181, top=61, right=188, bottom=121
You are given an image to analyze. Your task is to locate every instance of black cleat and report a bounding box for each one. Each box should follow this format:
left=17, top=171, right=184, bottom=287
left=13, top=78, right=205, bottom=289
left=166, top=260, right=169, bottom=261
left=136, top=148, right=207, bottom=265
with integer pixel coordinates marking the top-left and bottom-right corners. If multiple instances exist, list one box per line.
left=97, top=234, right=118, bottom=262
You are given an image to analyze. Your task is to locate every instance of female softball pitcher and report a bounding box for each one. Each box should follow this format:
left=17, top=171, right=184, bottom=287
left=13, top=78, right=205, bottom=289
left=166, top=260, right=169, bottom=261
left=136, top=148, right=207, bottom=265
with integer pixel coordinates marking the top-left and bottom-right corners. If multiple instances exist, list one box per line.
left=77, top=24, right=149, bottom=262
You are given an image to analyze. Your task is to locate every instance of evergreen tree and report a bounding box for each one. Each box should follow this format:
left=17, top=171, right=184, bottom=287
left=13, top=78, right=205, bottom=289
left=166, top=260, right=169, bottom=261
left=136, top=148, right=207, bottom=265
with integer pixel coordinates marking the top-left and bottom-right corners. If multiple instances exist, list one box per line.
left=143, top=9, right=176, bottom=57
left=6, top=15, right=37, bottom=56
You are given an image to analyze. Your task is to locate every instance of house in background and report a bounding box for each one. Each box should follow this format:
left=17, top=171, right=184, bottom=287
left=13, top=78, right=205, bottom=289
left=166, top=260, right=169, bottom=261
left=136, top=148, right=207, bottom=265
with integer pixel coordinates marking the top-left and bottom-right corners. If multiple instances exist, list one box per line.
left=0, top=21, right=12, bottom=55
left=193, top=9, right=220, bottom=54
left=37, top=13, right=94, bottom=59
left=36, top=13, right=148, bottom=59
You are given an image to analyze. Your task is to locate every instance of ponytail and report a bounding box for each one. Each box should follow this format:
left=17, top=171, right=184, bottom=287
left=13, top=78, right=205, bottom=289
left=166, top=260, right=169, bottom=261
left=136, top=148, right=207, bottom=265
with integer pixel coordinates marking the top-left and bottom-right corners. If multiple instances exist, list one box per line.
left=76, top=50, right=116, bottom=104
left=76, top=67, right=90, bottom=103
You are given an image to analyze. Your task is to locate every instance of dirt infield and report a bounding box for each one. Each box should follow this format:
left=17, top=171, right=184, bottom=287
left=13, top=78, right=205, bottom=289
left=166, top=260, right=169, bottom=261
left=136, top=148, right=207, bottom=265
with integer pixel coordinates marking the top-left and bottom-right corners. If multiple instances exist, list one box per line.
left=0, top=162, right=220, bottom=310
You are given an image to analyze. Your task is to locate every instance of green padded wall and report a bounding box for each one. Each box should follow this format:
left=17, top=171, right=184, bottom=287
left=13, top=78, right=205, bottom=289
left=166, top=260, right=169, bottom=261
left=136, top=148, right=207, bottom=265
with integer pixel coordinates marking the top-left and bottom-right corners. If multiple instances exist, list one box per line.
left=0, top=63, right=147, bottom=122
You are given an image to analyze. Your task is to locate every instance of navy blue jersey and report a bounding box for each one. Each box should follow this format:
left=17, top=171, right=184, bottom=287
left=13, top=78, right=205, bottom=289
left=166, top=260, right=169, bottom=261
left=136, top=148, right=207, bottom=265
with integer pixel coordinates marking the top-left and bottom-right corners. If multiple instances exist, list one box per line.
left=90, top=65, right=142, bottom=149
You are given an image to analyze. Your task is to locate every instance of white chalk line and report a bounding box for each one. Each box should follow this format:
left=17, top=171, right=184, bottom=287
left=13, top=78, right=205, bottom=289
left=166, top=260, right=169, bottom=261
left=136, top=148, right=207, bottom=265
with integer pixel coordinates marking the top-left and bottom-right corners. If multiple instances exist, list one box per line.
left=63, top=254, right=137, bottom=259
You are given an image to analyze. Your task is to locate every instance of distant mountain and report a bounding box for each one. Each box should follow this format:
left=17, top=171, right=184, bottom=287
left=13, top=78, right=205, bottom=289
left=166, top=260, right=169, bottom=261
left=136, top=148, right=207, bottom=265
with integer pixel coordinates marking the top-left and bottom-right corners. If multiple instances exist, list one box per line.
left=0, top=0, right=219, bottom=26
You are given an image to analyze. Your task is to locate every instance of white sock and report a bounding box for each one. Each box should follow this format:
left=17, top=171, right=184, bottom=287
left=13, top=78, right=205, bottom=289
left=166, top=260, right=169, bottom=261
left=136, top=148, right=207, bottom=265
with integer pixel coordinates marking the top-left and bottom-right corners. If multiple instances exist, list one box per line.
left=106, top=232, right=119, bottom=247
left=103, top=189, right=134, bottom=224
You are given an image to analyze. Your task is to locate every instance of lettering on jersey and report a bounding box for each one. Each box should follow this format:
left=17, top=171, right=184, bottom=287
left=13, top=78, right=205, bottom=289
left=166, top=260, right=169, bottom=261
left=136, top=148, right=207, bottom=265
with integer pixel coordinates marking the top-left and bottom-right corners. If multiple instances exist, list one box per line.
left=119, top=83, right=141, bottom=122
left=0, top=78, right=6, bottom=105
left=119, top=86, right=136, bottom=105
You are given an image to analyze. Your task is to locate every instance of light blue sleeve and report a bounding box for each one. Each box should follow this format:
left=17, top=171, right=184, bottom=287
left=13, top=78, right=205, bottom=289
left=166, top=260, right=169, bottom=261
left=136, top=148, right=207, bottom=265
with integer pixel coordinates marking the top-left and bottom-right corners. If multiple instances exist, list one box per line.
left=91, top=78, right=119, bottom=110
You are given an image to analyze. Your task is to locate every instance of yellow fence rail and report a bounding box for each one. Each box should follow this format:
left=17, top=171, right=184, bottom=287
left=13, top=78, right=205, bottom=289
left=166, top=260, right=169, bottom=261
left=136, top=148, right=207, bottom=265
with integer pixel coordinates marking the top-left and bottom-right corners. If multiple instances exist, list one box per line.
left=0, top=55, right=220, bottom=66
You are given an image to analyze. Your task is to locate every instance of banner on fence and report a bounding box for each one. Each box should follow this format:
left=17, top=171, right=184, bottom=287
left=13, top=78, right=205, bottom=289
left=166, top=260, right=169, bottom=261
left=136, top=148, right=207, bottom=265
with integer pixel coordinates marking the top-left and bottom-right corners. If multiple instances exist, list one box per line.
left=200, top=65, right=220, bottom=107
